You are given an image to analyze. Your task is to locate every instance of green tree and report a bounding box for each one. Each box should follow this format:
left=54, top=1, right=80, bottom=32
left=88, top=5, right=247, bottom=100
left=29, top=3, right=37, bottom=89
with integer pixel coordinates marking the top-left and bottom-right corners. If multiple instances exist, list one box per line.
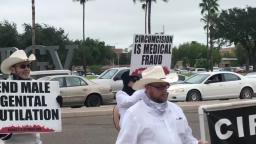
left=0, top=21, right=19, bottom=47
left=73, top=38, right=114, bottom=73
left=172, top=41, right=221, bottom=69
left=133, top=0, right=168, bottom=34
left=19, top=23, right=72, bottom=65
left=235, top=44, right=247, bottom=66
left=73, top=0, right=90, bottom=42
left=199, top=0, right=219, bottom=71
left=172, top=41, right=208, bottom=68
left=215, top=7, right=256, bottom=71
left=20, top=24, right=70, bottom=47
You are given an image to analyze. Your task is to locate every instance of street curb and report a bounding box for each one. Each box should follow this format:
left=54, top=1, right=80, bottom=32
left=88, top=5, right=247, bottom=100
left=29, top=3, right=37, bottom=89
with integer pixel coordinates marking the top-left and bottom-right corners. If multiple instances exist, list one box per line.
left=61, top=99, right=242, bottom=118
left=61, top=104, right=199, bottom=118
left=61, top=106, right=114, bottom=118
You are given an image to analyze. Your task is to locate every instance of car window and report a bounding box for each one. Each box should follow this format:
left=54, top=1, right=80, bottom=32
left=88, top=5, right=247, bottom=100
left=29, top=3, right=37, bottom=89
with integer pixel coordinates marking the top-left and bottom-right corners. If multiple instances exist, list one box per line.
left=66, top=77, right=87, bottom=87
left=98, top=69, right=118, bottom=79
left=207, top=74, right=222, bottom=83
left=223, top=73, right=240, bottom=81
left=113, top=69, right=129, bottom=81
left=52, top=77, right=65, bottom=88
left=185, top=74, right=210, bottom=84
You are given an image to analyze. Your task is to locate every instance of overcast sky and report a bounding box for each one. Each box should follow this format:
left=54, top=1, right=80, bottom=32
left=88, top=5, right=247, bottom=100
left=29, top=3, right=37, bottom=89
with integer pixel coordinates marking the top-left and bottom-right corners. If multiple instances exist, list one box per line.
left=1, top=0, right=256, bottom=48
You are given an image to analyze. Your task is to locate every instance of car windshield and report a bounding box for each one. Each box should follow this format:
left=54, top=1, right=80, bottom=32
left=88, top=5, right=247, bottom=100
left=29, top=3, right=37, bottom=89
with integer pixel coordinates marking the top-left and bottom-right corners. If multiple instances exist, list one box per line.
left=184, top=74, right=210, bottom=84
left=98, top=69, right=118, bottom=79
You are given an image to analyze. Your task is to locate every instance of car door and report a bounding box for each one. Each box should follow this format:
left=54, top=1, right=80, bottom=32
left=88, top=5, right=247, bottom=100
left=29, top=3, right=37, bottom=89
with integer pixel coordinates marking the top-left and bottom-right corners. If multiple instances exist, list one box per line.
left=202, top=74, right=224, bottom=99
left=53, top=76, right=88, bottom=105
left=222, top=73, right=242, bottom=98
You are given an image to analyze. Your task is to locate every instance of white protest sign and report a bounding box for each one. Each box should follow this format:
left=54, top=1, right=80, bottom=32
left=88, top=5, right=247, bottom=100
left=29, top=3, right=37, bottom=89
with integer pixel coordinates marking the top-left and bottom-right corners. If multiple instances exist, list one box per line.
left=130, top=34, right=173, bottom=75
left=0, top=80, right=61, bottom=133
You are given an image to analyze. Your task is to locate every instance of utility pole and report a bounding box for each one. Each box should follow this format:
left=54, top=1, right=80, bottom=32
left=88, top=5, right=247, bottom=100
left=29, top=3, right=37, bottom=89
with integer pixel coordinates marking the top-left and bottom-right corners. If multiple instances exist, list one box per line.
left=32, top=0, right=36, bottom=54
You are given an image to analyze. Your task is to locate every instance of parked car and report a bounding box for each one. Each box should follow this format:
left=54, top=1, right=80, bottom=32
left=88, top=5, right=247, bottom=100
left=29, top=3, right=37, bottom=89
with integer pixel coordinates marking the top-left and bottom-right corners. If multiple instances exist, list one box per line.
left=168, top=71, right=256, bottom=101
left=190, top=68, right=207, bottom=74
left=91, top=67, right=130, bottom=94
left=38, top=75, right=113, bottom=107
left=165, top=72, right=188, bottom=84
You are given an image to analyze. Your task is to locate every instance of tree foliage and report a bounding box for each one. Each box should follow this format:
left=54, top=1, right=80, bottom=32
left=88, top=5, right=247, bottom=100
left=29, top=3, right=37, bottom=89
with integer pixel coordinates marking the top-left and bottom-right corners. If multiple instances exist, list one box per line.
left=172, top=41, right=221, bottom=69
left=0, top=21, right=19, bottom=47
left=199, top=0, right=219, bottom=71
left=215, top=7, right=256, bottom=71
left=0, top=21, right=114, bottom=71
left=73, top=38, right=114, bottom=67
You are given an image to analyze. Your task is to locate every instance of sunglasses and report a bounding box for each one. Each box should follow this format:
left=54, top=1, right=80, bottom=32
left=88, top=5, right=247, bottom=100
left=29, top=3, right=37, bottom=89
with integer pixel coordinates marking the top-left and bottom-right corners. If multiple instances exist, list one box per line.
left=19, top=64, right=31, bottom=69
left=149, top=84, right=170, bottom=90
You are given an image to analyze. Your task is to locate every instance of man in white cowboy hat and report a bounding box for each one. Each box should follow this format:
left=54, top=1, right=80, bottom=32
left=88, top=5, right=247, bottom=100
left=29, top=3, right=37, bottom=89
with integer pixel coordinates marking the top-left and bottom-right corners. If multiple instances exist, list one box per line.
left=1, top=49, right=36, bottom=80
left=116, top=66, right=207, bottom=144
left=0, top=49, right=63, bottom=144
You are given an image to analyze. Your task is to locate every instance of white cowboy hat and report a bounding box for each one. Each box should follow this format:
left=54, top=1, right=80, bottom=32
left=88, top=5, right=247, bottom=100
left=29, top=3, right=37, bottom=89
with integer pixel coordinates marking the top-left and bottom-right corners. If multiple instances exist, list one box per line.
left=0, top=50, right=36, bottom=74
left=132, top=66, right=169, bottom=90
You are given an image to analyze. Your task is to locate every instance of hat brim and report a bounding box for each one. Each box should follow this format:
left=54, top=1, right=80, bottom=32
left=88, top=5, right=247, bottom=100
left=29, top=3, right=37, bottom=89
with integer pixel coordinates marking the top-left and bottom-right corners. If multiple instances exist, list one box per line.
left=132, top=78, right=169, bottom=90
left=1, top=57, right=34, bottom=74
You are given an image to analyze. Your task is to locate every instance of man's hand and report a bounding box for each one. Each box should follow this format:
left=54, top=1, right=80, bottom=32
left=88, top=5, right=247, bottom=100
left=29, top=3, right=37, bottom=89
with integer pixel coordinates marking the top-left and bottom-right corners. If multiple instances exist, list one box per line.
left=56, top=95, right=63, bottom=107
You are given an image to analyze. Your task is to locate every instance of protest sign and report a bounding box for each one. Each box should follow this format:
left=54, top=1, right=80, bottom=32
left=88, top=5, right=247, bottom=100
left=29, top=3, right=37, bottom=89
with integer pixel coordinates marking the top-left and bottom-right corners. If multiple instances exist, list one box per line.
left=198, top=100, right=256, bottom=144
left=0, top=80, right=61, bottom=133
left=130, top=34, right=173, bottom=75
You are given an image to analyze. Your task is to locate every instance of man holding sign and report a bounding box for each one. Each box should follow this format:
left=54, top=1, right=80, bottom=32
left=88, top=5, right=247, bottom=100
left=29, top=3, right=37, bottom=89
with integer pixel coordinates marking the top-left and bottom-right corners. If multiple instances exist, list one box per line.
left=0, top=49, right=62, bottom=144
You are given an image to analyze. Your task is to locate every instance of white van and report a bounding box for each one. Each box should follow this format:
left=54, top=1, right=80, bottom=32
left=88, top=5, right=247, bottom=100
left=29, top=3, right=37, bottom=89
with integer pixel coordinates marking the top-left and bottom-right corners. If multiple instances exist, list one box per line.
left=30, top=70, right=71, bottom=79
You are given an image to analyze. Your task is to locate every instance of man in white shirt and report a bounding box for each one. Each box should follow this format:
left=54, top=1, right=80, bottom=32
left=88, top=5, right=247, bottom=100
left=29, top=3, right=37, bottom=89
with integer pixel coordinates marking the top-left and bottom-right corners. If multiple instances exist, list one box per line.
left=116, top=71, right=145, bottom=127
left=116, top=66, right=206, bottom=144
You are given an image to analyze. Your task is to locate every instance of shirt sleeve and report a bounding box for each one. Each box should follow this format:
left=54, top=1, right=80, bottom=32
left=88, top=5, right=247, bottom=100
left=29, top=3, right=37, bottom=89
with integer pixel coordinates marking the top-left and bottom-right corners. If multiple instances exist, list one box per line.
left=116, top=89, right=145, bottom=108
left=116, top=111, right=140, bottom=144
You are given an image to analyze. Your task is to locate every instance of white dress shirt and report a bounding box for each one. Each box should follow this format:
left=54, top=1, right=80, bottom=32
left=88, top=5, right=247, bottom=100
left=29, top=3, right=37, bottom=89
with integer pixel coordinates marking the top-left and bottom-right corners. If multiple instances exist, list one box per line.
left=116, top=89, right=145, bottom=125
left=116, top=99, right=198, bottom=144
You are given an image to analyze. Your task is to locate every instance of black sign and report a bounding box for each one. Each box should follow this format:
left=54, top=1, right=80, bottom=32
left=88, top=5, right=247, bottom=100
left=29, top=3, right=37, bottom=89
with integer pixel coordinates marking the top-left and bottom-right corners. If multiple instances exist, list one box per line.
left=206, top=106, right=256, bottom=144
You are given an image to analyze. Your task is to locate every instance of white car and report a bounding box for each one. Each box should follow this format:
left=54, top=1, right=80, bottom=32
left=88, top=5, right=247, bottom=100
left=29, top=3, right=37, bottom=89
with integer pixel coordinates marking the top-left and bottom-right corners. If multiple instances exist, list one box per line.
left=168, top=71, right=256, bottom=101
left=91, top=67, right=130, bottom=94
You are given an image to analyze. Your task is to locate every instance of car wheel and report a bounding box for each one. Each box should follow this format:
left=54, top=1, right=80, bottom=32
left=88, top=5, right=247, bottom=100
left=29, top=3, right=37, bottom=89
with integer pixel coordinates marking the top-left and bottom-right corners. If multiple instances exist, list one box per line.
left=85, top=94, right=102, bottom=107
left=240, top=87, right=253, bottom=99
left=186, top=90, right=201, bottom=101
